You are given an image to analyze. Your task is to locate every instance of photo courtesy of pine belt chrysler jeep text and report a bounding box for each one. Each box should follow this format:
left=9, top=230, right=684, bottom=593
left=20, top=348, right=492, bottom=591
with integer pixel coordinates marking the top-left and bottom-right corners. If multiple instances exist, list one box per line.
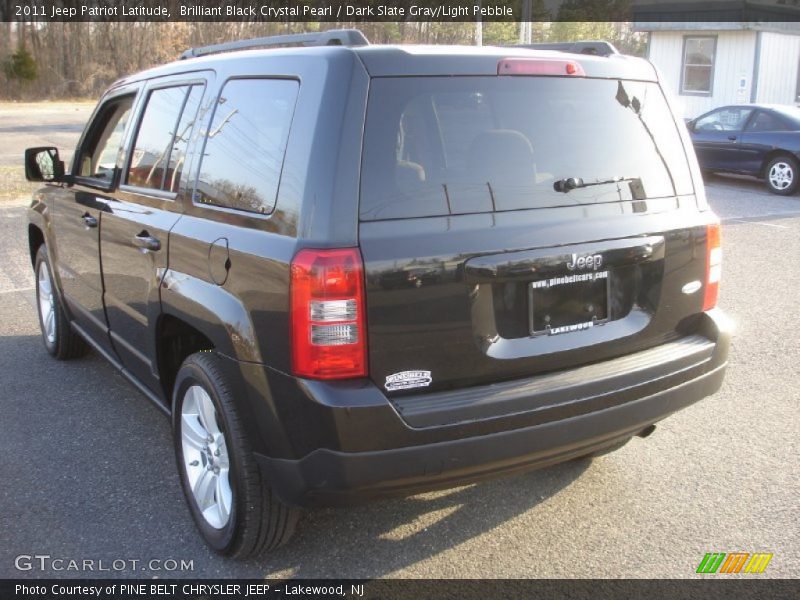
left=24, top=29, right=730, bottom=558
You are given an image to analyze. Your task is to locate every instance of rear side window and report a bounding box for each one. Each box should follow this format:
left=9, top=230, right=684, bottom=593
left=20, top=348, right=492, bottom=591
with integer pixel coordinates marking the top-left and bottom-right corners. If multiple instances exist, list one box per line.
left=746, top=111, right=789, bottom=133
left=166, top=85, right=203, bottom=192
left=127, top=84, right=204, bottom=192
left=360, top=77, right=695, bottom=220
left=194, top=78, right=299, bottom=215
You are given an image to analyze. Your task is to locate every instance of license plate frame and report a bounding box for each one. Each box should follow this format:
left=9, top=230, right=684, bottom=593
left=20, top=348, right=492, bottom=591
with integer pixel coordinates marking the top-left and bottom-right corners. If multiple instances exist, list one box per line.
left=528, top=270, right=611, bottom=336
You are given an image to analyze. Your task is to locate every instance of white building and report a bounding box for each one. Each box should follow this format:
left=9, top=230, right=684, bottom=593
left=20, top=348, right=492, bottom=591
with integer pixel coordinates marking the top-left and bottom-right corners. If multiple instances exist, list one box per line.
left=634, top=21, right=800, bottom=119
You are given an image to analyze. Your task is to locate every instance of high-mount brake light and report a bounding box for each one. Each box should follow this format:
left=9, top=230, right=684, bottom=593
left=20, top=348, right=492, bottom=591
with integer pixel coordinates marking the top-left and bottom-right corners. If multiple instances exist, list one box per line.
left=497, top=58, right=586, bottom=77
left=290, top=248, right=368, bottom=379
left=703, top=222, right=722, bottom=311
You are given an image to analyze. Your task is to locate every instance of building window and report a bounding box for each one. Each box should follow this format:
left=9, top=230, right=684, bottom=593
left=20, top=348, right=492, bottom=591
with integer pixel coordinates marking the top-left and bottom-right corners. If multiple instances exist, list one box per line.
left=681, top=36, right=716, bottom=96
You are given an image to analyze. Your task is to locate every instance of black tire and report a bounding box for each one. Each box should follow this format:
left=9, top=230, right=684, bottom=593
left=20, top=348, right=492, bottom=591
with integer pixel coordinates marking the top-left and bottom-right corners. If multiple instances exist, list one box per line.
left=764, top=155, right=800, bottom=196
left=172, top=352, right=300, bottom=557
left=34, top=245, right=89, bottom=359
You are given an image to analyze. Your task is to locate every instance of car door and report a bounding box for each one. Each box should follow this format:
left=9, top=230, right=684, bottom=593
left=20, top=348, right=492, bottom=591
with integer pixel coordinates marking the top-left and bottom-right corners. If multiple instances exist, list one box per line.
left=101, top=77, right=208, bottom=394
left=51, top=87, right=139, bottom=353
left=737, top=110, right=794, bottom=175
left=691, top=106, right=753, bottom=172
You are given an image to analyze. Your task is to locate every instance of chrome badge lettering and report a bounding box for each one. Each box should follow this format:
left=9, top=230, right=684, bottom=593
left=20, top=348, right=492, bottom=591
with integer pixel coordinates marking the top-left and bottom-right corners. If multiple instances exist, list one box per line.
left=566, top=253, right=603, bottom=271
left=385, top=370, right=432, bottom=391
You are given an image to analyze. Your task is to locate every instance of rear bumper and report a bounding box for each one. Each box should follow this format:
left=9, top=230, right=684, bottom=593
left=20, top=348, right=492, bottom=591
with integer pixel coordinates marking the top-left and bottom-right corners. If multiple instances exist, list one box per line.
left=253, top=310, right=731, bottom=507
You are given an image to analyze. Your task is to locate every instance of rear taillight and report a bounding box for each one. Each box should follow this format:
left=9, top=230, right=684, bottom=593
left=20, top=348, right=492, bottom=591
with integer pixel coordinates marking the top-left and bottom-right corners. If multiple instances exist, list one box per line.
left=497, top=58, right=586, bottom=77
left=290, top=248, right=367, bottom=379
left=703, top=222, right=722, bottom=311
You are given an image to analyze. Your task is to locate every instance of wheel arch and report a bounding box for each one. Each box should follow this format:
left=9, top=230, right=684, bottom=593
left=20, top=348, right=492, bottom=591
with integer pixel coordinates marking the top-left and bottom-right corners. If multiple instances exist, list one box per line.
left=158, top=308, right=288, bottom=459
left=155, top=313, right=216, bottom=407
left=760, top=149, right=798, bottom=178
left=28, top=223, right=45, bottom=268
left=159, top=269, right=262, bottom=364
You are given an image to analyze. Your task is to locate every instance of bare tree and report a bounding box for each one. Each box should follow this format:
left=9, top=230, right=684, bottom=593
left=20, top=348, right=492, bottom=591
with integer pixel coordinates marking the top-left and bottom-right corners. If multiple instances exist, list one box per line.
left=0, top=20, right=646, bottom=100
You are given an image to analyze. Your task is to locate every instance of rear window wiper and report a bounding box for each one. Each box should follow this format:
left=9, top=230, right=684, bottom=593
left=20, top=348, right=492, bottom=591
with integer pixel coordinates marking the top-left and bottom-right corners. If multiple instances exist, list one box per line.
left=554, top=175, right=640, bottom=193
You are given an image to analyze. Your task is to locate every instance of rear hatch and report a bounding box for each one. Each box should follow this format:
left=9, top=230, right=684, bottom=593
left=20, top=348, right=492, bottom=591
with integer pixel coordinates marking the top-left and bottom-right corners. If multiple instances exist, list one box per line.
left=358, top=57, right=711, bottom=397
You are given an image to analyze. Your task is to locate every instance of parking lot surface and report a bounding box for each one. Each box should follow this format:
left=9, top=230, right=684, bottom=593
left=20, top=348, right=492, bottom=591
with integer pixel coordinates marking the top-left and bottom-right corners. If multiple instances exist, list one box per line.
left=0, top=105, right=798, bottom=579
left=0, top=102, right=93, bottom=168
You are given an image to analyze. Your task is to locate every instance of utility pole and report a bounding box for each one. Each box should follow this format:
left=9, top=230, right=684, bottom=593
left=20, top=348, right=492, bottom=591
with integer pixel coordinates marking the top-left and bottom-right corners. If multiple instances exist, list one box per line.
left=519, top=0, right=532, bottom=44
left=475, top=0, right=483, bottom=46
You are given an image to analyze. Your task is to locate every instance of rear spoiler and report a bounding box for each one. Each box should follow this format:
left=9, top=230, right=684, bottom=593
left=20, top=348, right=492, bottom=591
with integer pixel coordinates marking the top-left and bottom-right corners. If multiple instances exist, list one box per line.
left=512, top=41, right=620, bottom=57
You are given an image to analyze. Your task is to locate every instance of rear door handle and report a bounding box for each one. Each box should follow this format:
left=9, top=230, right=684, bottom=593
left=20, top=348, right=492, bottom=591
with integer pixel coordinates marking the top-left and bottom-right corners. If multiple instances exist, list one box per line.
left=82, top=213, right=98, bottom=228
left=728, top=135, right=737, bottom=141
left=133, top=231, right=161, bottom=251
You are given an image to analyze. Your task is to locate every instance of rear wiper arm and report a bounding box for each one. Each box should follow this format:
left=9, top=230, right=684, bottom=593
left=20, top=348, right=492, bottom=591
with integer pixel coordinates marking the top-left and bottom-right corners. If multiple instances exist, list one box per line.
left=554, top=175, right=640, bottom=193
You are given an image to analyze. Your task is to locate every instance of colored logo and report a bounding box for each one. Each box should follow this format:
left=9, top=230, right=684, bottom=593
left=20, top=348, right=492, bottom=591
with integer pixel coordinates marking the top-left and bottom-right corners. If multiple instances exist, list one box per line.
left=696, top=552, right=773, bottom=574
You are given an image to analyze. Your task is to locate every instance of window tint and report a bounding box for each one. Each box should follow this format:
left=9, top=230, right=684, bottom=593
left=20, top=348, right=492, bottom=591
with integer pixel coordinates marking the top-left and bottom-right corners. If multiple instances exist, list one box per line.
left=194, top=79, right=298, bottom=214
left=167, top=85, right=203, bottom=192
left=434, top=93, right=495, bottom=171
left=77, top=96, right=134, bottom=182
left=127, top=85, right=203, bottom=191
left=360, top=77, right=694, bottom=221
left=695, top=107, right=753, bottom=132
left=747, top=111, right=789, bottom=133
left=682, top=37, right=716, bottom=95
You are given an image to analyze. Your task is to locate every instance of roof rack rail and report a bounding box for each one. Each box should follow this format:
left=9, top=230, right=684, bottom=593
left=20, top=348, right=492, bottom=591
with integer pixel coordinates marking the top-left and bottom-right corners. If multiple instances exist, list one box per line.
left=180, top=28, right=369, bottom=60
left=514, top=41, right=620, bottom=57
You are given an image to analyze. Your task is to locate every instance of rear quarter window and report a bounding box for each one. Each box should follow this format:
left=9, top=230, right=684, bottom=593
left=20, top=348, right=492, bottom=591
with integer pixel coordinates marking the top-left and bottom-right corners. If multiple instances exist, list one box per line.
left=747, top=111, right=792, bottom=133
left=194, top=78, right=299, bottom=215
left=360, top=76, right=695, bottom=220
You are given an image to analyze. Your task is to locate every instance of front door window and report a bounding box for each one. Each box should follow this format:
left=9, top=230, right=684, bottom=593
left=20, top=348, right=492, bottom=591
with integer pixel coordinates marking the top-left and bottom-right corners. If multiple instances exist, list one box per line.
left=75, top=96, right=134, bottom=184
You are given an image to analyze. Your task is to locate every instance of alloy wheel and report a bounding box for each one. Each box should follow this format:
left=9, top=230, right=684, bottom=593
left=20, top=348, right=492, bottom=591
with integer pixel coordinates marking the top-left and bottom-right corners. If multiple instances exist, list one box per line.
left=180, top=385, right=232, bottom=529
left=768, top=161, right=794, bottom=191
left=37, top=261, right=56, bottom=345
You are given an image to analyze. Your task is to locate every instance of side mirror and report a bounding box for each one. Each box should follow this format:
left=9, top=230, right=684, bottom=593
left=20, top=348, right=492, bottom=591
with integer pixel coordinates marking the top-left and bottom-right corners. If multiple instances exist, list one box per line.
left=24, top=147, right=66, bottom=182
left=685, top=119, right=696, bottom=132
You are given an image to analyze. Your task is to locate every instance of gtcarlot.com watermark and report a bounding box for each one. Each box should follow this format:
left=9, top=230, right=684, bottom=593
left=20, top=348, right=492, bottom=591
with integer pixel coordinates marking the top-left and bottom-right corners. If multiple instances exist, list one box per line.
left=14, top=554, right=194, bottom=573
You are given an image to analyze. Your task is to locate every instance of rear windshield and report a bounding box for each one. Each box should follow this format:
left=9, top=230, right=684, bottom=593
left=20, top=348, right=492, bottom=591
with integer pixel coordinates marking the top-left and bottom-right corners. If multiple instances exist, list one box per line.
left=360, top=76, right=694, bottom=220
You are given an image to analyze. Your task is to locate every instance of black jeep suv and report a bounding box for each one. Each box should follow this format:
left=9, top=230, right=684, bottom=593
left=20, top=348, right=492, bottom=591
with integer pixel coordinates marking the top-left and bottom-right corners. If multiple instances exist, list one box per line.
left=25, top=30, right=730, bottom=557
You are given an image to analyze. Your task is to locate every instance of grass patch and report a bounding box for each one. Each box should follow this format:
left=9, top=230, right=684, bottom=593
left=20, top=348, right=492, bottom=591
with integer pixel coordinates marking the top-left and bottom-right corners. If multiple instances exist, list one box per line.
left=0, top=166, right=37, bottom=203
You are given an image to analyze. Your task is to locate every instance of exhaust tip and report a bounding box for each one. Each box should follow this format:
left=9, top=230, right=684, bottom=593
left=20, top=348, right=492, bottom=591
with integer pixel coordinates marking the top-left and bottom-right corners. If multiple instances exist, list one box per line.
left=637, top=424, right=657, bottom=439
